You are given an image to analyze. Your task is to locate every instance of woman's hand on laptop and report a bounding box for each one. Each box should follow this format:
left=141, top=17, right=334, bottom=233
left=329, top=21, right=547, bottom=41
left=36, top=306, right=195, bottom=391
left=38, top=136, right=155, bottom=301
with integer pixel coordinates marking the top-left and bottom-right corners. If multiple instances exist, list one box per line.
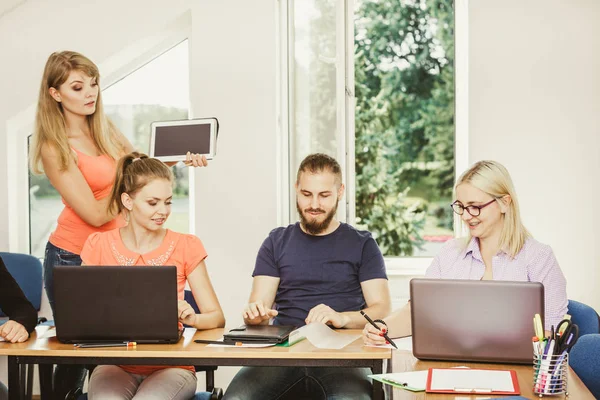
left=243, top=301, right=278, bottom=325
left=362, top=322, right=388, bottom=346
left=178, top=300, right=197, bottom=326
left=0, top=320, right=29, bottom=343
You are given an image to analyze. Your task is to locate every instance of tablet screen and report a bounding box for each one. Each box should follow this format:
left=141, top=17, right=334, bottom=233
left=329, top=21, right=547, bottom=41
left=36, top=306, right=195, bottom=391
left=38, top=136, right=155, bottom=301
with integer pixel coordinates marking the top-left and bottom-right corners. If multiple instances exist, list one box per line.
left=153, top=124, right=211, bottom=157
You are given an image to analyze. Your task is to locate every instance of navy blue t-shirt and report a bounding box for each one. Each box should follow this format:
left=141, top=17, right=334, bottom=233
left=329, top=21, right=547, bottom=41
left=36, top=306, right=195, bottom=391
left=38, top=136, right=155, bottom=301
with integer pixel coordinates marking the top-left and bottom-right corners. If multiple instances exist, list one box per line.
left=252, top=222, right=387, bottom=327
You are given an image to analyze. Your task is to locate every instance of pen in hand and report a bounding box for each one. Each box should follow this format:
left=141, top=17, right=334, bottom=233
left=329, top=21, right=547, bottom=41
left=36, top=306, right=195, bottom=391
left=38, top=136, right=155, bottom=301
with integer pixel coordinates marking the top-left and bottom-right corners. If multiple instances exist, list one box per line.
left=360, top=310, right=398, bottom=349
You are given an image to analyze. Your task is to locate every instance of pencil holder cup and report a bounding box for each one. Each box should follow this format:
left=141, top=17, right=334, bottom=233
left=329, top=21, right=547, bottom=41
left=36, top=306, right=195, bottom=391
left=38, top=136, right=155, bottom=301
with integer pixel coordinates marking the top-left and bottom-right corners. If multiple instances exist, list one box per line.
left=533, top=353, right=569, bottom=397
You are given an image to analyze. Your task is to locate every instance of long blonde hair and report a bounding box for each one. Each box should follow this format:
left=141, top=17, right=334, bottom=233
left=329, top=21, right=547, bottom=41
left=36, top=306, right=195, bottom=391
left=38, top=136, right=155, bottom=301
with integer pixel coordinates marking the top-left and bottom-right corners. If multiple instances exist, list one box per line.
left=30, top=51, right=125, bottom=174
left=108, top=152, right=174, bottom=215
left=455, top=160, right=530, bottom=257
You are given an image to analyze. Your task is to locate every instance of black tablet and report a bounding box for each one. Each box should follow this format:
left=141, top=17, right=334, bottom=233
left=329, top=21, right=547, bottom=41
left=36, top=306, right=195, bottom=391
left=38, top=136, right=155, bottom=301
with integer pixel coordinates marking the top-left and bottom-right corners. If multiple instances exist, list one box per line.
left=149, top=117, right=218, bottom=161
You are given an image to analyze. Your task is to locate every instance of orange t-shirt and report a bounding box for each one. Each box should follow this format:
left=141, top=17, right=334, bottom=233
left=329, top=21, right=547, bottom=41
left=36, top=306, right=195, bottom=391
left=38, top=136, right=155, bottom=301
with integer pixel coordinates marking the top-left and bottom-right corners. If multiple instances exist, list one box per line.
left=80, top=228, right=207, bottom=376
left=49, top=149, right=125, bottom=254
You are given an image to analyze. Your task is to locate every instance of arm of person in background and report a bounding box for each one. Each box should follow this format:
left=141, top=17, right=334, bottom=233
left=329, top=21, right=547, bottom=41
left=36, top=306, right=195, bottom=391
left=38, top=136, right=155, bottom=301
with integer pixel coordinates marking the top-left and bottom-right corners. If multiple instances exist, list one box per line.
left=305, top=278, right=391, bottom=329
left=41, top=143, right=118, bottom=227
left=242, top=276, right=280, bottom=325
left=0, top=258, right=37, bottom=343
left=528, top=244, right=568, bottom=330
left=363, top=302, right=412, bottom=345
left=163, top=152, right=208, bottom=168
left=178, top=260, right=225, bottom=329
left=362, top=249, right=445, bottom=344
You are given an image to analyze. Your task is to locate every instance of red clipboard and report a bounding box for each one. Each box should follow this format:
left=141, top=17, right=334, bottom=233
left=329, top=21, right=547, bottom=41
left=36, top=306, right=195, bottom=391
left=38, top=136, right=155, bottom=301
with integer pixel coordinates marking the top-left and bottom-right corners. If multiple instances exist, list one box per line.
left=426, top=368, right=520, bottom=395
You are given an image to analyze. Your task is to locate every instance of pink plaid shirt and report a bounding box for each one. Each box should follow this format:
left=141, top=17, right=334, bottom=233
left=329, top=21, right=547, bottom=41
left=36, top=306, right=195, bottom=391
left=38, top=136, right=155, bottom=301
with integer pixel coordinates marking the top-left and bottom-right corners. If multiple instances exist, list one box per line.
left=426, top=237, right=568, bottom=329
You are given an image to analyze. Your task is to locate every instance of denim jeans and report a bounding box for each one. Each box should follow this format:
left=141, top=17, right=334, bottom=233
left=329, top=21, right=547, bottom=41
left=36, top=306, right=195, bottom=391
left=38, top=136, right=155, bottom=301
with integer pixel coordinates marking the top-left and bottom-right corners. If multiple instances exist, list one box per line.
left=223, top=367, right=372, bottom=400
left=43, top=241, right=82, bottom=318
left=42, top=241, right=87, bottom=400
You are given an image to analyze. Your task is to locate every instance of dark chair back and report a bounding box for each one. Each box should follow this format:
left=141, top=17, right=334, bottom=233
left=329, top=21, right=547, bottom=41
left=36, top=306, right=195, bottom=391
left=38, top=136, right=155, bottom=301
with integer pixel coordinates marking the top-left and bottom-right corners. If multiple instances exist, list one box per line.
left=568, top=299, right=600, bottom=336
left=569, top=334, right=600, bottom=398
left=0, top=252, right=43, bottom=315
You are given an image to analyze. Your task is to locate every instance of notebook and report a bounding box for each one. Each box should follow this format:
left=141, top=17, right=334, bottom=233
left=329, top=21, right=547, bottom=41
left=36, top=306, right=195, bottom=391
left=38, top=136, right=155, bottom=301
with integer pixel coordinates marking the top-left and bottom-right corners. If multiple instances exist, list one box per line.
left=426, top=368, right=520, bottom=395
left=53, top=265, right=182, bottom=344
left=223, top=325, right=296, bottom=344
left=410, top=278, right=544, bottom=364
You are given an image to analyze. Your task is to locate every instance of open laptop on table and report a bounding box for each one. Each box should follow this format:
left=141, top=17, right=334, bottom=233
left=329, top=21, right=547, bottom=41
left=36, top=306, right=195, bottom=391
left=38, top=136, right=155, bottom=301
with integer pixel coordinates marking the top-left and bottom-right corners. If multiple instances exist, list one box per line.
left=53, top=265, right=182, bottom=344
left=410, top=278, right=544, bottom=364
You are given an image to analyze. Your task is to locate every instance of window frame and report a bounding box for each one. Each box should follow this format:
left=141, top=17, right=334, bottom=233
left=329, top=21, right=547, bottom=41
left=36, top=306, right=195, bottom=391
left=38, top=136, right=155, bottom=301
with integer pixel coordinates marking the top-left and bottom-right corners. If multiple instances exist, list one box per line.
left=9, top=17, right=193, bottom=254
left=279, top=0, right=469, bottom=274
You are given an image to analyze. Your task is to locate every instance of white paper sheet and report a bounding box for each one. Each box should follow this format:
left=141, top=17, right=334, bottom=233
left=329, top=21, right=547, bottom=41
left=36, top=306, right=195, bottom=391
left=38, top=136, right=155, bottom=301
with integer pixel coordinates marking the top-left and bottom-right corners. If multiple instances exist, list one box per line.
left=364, top=336, right=413, bottom=351
left=289, top=323, right=360, bottom=349
left=429, top=369, right=514, bottom=392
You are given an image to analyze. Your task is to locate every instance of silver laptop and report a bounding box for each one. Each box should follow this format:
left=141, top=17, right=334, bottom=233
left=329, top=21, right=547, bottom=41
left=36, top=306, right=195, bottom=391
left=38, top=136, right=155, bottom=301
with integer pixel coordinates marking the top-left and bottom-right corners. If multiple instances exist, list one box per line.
left=410, top=278, right=544, bottom=364
left=53, top=265, right=182, bottom=344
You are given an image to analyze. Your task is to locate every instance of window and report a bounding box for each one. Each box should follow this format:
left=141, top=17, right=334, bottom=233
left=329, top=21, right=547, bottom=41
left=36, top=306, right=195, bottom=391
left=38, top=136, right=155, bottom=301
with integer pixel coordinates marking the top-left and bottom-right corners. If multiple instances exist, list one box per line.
left=354, top=0, right=455, bottom=257
left=28, top=40, right=191, bottom=258
left=284, top=0, right=455, bottom=259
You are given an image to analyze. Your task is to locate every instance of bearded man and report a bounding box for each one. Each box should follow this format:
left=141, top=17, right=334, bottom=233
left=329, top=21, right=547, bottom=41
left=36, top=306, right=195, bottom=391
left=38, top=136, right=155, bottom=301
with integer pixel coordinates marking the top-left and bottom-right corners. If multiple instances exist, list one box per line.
left=224, top=153, right=391, bottom=400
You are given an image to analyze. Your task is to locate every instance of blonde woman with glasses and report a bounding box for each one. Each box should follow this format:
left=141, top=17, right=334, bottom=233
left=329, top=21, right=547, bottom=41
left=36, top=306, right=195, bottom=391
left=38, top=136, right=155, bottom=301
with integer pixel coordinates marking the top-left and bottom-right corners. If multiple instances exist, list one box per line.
left=362, top=160, right=567, bottom=344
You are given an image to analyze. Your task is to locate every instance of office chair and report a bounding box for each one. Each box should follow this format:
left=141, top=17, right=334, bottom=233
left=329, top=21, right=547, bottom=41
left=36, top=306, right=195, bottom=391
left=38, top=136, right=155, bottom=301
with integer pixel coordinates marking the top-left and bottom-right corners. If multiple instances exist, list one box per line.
left=567, top=299, right=600, bottom=336
left=569, top=334, right=600, bottom=398
left=184, top=290, right=223, bottom=400
left=0, top=252, right=45, bottom=400
left=564, top=300, right=600, bottom=398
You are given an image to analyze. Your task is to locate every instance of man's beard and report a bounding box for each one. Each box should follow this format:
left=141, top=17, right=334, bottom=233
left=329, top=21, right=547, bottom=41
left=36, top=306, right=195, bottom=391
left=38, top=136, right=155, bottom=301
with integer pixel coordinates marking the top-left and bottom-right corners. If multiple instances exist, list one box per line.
left=297, top=199, right=338, bottom=235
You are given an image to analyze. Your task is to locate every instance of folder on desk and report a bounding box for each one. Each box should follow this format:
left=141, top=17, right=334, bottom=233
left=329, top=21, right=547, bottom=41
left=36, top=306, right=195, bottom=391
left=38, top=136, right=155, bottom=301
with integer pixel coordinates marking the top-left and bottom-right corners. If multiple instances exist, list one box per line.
left=369, top=370, right=428, bottom=392
left=426, top=368, right=520, bottom=395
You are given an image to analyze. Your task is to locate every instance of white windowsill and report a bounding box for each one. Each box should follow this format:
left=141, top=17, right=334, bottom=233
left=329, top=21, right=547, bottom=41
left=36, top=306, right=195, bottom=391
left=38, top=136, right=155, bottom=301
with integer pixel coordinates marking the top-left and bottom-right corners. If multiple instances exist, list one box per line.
left=384, top=257, right=431, bottom=276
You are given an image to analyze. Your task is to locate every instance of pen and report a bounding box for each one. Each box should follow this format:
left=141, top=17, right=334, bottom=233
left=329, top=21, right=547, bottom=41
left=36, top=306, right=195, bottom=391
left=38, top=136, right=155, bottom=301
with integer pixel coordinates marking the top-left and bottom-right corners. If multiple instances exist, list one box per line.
left=194, top=339, right=243, bottom=346
left=360, top=310, right=397, bottom=349
left=74, top=342, right=136, bottom=348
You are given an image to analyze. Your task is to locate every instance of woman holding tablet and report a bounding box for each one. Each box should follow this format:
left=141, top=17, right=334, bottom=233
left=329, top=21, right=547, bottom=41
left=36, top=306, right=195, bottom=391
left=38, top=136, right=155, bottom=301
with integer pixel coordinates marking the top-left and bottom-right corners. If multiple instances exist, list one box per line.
left=80, top=152, right=224, bottom=400
left=29, top=50, right=207, bottom=398
left=362, top=160, right=567, bottom=344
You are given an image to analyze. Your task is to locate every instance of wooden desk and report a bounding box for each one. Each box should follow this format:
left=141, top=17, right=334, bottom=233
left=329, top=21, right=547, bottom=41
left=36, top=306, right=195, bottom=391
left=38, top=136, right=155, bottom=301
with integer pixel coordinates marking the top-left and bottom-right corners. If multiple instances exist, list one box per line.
left=0, top=326, right=391, bottom=400
left=390, top=350, right=595, bottom=399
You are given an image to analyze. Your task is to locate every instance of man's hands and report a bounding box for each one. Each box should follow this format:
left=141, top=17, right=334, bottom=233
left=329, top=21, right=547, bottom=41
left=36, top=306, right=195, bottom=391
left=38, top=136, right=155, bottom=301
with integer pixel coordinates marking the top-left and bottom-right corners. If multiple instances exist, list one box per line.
left=0, top=320, right=29, bottom=343
left=305, top=304, right=350, bottom=328
left=243, top=301, right=278, bottom=325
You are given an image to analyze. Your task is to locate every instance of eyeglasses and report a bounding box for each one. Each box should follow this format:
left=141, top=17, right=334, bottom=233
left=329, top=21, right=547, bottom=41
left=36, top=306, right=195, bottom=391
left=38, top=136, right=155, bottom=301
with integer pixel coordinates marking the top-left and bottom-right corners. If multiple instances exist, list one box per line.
left=450, top=199, right=497, bottom=217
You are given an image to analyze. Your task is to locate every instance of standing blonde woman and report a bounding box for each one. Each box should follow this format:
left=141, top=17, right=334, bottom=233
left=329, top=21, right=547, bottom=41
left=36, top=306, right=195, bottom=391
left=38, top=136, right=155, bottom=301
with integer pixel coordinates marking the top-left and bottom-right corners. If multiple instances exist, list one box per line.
left=362, top=160, right=568, bottom=344
left=29, top=51, right=207, bottom=399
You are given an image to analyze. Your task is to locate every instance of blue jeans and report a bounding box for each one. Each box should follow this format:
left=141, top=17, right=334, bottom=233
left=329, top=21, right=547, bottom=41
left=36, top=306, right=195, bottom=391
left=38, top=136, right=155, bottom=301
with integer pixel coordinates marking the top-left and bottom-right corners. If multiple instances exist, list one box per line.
left=223, top=367, right=372, bottom=400
left=43, top=241, right=82, bottom=319
left=42, top=241, right=87, bottom=400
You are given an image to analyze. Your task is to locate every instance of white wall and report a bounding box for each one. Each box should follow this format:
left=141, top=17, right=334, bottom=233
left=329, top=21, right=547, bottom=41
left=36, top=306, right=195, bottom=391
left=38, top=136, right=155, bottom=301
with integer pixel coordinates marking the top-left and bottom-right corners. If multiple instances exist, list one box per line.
left=187, top=0, right=278, bottom=388
left=468, top=0, right=600, bottom=312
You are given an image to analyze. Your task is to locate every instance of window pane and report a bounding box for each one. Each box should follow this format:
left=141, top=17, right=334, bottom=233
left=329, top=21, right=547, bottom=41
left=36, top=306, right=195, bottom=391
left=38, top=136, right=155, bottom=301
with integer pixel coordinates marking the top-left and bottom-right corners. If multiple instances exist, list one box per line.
left=103, top=40, right=191, bottom=234
left=354, top=0, right=455, bottom=256
left=289, top=0, right=339, bottom=217
left=28, top=41, right=191, bottom=257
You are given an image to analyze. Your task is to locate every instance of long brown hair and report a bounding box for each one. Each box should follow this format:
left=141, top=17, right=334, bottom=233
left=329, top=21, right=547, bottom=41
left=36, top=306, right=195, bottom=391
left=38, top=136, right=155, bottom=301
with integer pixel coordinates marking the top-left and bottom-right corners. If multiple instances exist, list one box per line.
left=30, top=51, right=125, bottom=174
left=108, top=152, right=174, bottom=215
